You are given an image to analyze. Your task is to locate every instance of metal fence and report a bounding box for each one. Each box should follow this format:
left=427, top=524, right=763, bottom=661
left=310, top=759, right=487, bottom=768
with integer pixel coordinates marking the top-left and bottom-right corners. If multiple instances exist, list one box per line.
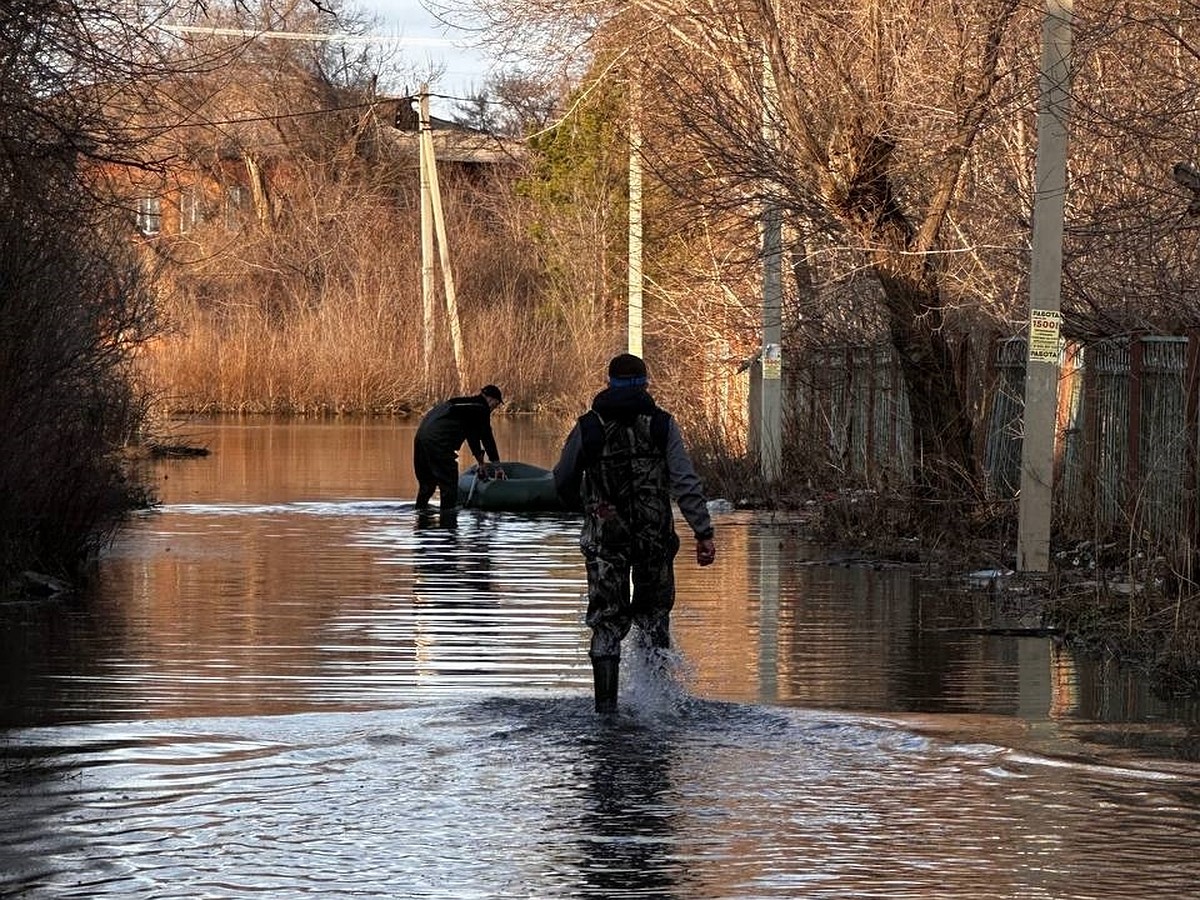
left=785, top=345, right=912, bottom=485
left=785, top=335, right=1199, bottom=550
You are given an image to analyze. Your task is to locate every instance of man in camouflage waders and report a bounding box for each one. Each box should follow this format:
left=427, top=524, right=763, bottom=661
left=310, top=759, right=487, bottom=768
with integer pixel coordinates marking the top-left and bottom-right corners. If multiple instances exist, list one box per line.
left=553, top=354, right=716, bottom=714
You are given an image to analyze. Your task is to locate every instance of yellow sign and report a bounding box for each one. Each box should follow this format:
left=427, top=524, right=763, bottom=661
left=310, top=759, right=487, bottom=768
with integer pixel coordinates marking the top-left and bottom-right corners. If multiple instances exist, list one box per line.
left=1028, top=309, right=1062, bottom=364
left=763, top=343, right=782, bottom=380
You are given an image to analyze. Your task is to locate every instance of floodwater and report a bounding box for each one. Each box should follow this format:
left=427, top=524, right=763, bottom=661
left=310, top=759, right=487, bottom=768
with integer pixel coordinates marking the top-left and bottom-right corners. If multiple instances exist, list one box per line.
left=2, top=416, right=1200, bottom=898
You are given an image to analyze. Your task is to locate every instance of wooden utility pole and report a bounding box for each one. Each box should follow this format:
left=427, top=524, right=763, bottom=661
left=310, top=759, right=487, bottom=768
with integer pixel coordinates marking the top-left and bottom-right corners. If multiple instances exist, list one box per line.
left=628, top=76, right=644, bottom=358
left=1017, top=0, right=1074, bottom=572
left=417, top=85, right=466, bottom=391
left=418, top=87, right=435, bottom=382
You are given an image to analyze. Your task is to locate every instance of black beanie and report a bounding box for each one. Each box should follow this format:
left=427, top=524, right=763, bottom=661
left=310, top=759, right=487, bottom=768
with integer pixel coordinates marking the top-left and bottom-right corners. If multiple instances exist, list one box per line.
left=607, top=353, right=647, bottom=381
left=481, top=384, right=503, bottom=403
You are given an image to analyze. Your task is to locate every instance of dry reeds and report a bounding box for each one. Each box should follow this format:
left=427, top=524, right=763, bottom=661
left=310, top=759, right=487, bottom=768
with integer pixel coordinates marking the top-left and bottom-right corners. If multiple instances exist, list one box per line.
left=138, top=158, right=626, bottom=418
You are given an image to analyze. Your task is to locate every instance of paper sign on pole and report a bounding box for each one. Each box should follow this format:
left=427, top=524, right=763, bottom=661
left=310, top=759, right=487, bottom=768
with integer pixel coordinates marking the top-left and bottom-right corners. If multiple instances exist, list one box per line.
left=1028, top=308, right=1062, bottom=364
left=763, top=343, right=782, bottom=380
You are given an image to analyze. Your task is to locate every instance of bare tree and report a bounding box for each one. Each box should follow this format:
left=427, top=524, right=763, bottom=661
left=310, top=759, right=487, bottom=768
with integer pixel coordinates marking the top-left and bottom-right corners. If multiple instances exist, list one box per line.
left=444, top=0, right=1044, bottom=503
left=453, top=71, right=564, bottom=135
left=1048, top=1, right=1200, bottom=337
left=0, top=0, right=187, bottom=586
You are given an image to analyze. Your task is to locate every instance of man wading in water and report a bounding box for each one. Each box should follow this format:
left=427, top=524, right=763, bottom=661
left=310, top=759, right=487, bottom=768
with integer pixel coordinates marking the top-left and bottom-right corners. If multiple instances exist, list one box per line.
left=413, top=384, right=503, bottom=520
left=553, top=354, right=716, bottom=714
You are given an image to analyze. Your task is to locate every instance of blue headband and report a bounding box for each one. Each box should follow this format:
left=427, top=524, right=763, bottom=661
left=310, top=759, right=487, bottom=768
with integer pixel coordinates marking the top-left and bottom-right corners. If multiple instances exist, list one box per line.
left=609, top=375, right=648, bottom=388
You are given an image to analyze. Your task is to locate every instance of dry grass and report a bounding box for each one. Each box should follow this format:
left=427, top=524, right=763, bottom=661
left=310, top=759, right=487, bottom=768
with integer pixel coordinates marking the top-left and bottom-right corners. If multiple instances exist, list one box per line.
left=137, top=158, right=632, bottom=418
left=1047, top=580, right=1200, bottom=696
left=141, top=284, right=622, bottom=417
left=141, top=300, right=419, bottom=415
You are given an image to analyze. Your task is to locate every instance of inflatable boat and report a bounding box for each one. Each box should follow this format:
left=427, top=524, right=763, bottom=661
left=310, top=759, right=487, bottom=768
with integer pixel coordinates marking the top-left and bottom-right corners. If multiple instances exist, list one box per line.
left=457, top=461, right=565, bottom=512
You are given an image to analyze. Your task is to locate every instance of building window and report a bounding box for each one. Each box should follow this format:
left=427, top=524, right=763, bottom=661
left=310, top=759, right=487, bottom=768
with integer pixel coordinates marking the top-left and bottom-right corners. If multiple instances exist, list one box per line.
left=224, top=185, right=244, bottom=231
left=136, top=196, right=161, bottom=236
left=179, top=188, right=201, bottom=233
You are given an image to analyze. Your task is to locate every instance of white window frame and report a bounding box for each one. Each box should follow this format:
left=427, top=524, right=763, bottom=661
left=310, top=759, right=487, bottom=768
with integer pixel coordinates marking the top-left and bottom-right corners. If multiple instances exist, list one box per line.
left=136, top=196, right=161, bottom=236
left=224, top=185, right=244, bottom=231
left=179, top=188, right=201, bottom=233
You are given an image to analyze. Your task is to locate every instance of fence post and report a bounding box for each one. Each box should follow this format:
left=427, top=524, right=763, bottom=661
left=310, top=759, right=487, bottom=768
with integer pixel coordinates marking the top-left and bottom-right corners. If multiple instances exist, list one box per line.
left=1186, top=330, right=1200, bottom=557
left=1127, top=335, right=1143, bottom=522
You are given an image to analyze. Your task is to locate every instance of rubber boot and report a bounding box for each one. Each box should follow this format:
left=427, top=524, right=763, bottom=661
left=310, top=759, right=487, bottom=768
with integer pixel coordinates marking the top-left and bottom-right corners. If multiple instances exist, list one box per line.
left=439, top=484, right=460, bottom=527
left=591, top=656, right=620, bottom=714
left=646, top=621, right=670, bottom=650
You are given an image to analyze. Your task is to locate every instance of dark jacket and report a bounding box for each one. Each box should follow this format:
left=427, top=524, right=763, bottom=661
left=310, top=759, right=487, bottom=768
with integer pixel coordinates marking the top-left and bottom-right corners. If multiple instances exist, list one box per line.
left=415, top=394, right=500, bottom=463
left=553, top=386, right=713, bottom=547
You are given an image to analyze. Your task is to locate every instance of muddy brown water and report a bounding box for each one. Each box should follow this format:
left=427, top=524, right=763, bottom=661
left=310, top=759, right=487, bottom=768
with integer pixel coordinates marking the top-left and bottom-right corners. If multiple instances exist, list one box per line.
left=2, top=416, right=1199, bottom=898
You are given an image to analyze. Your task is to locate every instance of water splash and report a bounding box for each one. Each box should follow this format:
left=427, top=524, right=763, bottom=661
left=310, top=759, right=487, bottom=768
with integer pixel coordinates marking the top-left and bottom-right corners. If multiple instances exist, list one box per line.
left=616, top=630, right=698, bottom=722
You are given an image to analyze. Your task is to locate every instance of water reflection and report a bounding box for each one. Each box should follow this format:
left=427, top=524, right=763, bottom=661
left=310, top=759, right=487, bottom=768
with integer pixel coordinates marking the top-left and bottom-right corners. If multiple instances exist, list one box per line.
left=413, top=509, right=498, bottom=598
left=3, top=415, right=1199, bottom=739
left=576, top=725, right=681, bottom=898
left=3, top=416, right=1200, bottom=898
left=4, top=700, right=1200, bottom=898
left=411, top=514, right=502, bottom=680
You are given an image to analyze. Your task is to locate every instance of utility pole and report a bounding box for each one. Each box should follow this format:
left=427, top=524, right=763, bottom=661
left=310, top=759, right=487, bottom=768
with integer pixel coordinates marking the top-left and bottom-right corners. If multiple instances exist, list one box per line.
left=628, top=76, right=643, bottom=358
left=1017, top=0, right=1074, bottom=572
left=759, top=50, right=783, bottom=483
left=416, top=85, right=466, bottom=391
left=760, top=206, right=783, bottom=482
left=418, top=86, right=435, bottom=383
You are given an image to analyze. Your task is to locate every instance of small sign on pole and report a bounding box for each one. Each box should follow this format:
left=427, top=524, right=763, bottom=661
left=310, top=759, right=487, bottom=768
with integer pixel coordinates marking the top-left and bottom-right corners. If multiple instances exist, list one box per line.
left=1028, top=308, right=1063, bottom=363
left=763, top=343, right=782, bottom=380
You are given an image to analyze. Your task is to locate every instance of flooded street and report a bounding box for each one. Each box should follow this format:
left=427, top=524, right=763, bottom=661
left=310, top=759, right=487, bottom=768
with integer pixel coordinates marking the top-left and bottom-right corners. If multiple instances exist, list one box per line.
left=3, top=416, right=1200, bottom=898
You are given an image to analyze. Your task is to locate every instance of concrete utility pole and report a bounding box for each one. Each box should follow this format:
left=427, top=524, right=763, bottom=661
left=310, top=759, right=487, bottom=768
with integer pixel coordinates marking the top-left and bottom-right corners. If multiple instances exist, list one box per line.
left=1017, top=0, right=1074, bottom=572
left=627, top=77, right=644, bottom=358
left=759, top=50, right=783, bottom=483
left=760, top=205, right=783, bottom=482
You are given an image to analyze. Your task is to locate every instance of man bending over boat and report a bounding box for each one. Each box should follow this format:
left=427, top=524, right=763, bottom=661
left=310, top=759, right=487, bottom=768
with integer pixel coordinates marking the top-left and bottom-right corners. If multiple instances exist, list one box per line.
left=413, top=384, right=503, bottom=515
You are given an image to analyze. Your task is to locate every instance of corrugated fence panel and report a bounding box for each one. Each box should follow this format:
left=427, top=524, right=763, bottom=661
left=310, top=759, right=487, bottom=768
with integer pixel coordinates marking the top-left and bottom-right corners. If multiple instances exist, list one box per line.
left=983, top=337, right=1026, bottom=498
left=785, top=344, right=912, bottom=485
left=1091, top=340, right=1130, bottom=535
left=875, top=345, right=912, bottom=481
left=826, top=349, right=852, bottom=476
left=1137, top=337, right=1188, bottom=545
left=785, top=335, right=1196, bottom=550
left=849, top=346, right=871, bottom=478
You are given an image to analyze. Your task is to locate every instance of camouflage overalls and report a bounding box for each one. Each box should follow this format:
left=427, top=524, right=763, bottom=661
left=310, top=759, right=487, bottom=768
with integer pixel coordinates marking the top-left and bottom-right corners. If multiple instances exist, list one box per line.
left=577, top=407, right=678, bottom=658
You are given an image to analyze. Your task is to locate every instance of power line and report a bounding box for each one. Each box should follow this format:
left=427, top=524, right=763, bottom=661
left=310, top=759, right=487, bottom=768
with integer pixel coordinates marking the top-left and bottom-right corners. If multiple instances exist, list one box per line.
left=155, top=23, right=458, bottom=49
left=113, top=99, right=388, bottom=133
left=110, top=92, right=520, bottom=134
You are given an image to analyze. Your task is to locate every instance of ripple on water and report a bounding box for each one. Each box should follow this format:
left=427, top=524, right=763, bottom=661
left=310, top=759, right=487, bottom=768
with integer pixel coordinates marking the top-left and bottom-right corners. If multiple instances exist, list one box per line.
left=3, top=688, right=1200, bottom=899
left=10, top=479, right=1200, bottom=897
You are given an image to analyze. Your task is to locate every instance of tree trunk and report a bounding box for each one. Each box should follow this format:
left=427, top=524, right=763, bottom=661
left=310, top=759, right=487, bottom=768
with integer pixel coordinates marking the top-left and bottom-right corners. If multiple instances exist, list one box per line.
left=825, top=127, right=980, bottom=505
left=875, top=265, right=979, bottom=503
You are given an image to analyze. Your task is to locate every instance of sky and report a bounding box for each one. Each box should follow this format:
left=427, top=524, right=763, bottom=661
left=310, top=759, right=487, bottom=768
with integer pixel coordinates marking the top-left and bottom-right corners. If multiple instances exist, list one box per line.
left=347, top=0, right=496, bottom=106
